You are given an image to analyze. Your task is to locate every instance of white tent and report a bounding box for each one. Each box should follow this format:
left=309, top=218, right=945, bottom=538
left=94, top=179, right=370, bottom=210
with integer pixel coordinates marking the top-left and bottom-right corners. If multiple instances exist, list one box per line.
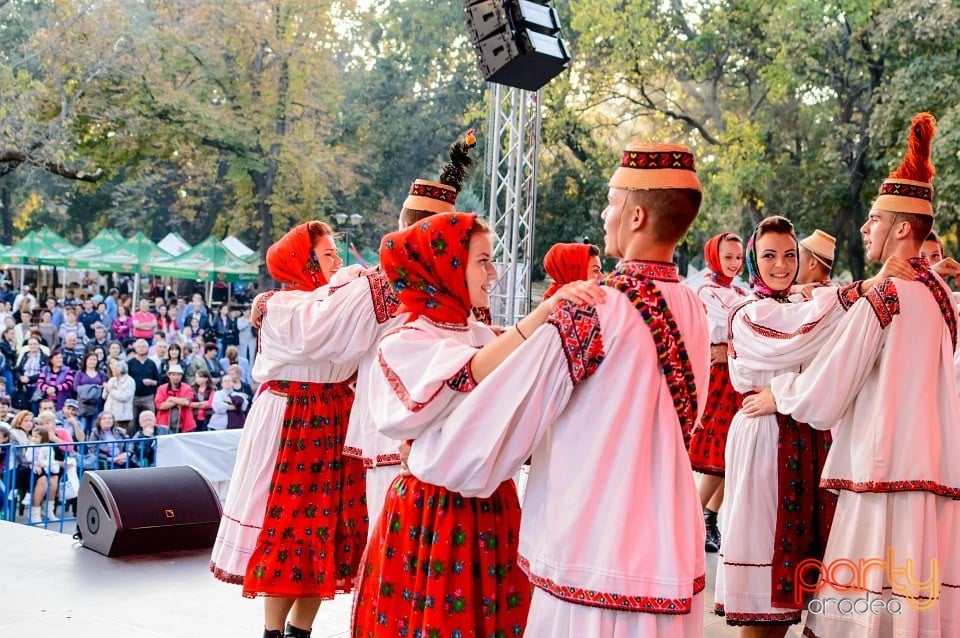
left=157, top=232, right=192, bottom=257
left=222, top=235, right=255, bottom=259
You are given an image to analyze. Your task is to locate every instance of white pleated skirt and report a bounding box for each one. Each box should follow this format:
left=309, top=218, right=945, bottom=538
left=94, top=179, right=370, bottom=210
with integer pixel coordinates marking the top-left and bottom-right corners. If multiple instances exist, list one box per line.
left=715, top=411, right=800, bottom=625
left=363, top=464, right=401, bottom=541
left=803, top=490, right=960, bottom=638
left=524, top=586, right=704, bottom=637
left=208, top=390, right=286, bottom=584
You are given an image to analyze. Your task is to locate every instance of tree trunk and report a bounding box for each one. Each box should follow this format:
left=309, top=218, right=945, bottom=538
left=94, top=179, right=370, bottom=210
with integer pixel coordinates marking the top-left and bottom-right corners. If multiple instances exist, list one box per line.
left=254, top=5, right=291, bottom=290
left=0, top=180, right=12, bottom=245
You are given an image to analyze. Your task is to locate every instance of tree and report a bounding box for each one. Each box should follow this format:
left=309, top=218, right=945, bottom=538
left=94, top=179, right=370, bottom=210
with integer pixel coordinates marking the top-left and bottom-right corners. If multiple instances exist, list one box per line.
left=336, top=0, right=486, bottom=245
left=0, top=0, right=110, bottom=242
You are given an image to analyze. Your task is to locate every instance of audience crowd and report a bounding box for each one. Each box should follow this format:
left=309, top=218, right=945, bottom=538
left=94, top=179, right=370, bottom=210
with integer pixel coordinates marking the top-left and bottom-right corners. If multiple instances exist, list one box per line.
left=0, top=281, right=256, bottom=524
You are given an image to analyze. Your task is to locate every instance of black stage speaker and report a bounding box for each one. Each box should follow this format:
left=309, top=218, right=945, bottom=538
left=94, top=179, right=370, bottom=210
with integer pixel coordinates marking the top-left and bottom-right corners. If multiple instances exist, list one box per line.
left=77, top=466, right=223, bottom=557
left=464, top=0, right=570, bottom=91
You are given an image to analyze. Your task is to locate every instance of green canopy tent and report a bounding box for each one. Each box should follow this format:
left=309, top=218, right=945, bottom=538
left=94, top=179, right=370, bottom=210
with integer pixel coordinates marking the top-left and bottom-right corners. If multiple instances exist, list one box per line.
left=73, top=229, right=122, bottom=263
left=222, top=235, right=260, bottom=263
left=145, top=237, right=259, bottom=281
left=0, top=231, right=70, bottom=266
left=37, top=228, right=120, bottom=270
left=35, top=227, right=76, bottom=256
left=105, top=229, right=126, bottom=243
left=86, top=232, right=175, bottom=305
left=145, top=236, right=259, bottom=305
left=0, top=230, right=73, bottom=295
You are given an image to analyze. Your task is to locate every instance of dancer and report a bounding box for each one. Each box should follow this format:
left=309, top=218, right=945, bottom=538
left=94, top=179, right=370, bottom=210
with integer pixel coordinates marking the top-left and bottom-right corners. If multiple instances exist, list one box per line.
left=403, top=143, right=712, bottom=637
left=542, top=242, right=603, bottom=299
left=255, top=131, right=480, bottom=533
left=921, top=229, right=943, bottom=264
left=765, top=113, right=960, bottom=638
left=687, top=231, right=745, bottom=552
left=209, top=221, right=367, bottom=638
left=715, top=216, right=909, bottom=637
left=796, top=229, right=835, bottom=286
left=352, top=211, right=600, bottom=637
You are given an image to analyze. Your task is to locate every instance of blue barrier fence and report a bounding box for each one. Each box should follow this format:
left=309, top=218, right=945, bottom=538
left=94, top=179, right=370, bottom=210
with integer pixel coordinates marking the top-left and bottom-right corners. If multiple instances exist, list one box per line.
left=1, top=438, right=157, bottom=533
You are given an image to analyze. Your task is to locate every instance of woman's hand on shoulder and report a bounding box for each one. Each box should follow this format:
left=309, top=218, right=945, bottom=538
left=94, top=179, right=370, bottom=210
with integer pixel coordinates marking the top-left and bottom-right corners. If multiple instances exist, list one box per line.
left=544, top=280, right=606, bottom=312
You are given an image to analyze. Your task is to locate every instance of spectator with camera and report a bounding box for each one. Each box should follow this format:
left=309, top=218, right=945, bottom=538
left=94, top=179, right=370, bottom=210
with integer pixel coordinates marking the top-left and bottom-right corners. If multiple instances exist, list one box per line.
left=154, top=364, right=195, bottom=434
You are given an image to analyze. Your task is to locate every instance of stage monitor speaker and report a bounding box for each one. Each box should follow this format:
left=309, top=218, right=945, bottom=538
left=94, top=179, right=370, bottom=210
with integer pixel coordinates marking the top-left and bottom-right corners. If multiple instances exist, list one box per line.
left=77, top=466, right=223, bottom=558
left=463, top=0, right=570, bottom=92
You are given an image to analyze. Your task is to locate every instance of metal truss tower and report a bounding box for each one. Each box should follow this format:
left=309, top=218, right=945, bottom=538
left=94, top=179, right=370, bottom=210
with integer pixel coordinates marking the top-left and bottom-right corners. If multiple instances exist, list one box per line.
left=483, top=84, right=541, bottom=325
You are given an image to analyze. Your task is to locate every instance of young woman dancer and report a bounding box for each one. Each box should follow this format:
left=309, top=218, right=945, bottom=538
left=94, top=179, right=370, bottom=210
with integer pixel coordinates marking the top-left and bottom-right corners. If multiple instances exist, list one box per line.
left=352, top=211, right=598, bottom=637
left=715, top=216, right=909, bottom=637
left=541, top=242, right=603, bottom=299
left=686, top=232, right=745, bottom=551
left=255, top=131, right=481, bottom=535
left=210, top=221, right=367, bottom=638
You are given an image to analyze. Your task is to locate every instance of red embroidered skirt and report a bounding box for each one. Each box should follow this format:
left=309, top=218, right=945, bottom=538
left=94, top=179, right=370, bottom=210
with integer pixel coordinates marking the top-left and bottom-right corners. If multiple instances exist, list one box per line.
left=351, top=476, right=530, bottom=637
left=688, top=362, right=742, bottom=476
left=242, top=381, right=367, bottom=599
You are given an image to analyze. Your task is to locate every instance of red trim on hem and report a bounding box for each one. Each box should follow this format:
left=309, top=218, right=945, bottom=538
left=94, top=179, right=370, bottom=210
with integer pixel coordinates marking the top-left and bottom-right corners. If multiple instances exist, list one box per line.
left=342, top=445, right=373, bottom=467
left=210, top=562, right=245, bottom=585
left=518, top=555, right=703, bottom=615
left=375, top=453, right=402, bottom=466
left=714, top=604, right=800, bottom=626
left=221, top=513, right=264, bottom=531
left=743, top=315, right=823, bottom=340
left=821, top=477, right=960, bottom=498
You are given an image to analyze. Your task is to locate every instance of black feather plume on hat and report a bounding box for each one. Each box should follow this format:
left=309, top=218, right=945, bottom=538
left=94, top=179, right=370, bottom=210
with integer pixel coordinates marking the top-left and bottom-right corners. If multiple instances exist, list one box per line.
left=439, top=129, right=477, bottom=194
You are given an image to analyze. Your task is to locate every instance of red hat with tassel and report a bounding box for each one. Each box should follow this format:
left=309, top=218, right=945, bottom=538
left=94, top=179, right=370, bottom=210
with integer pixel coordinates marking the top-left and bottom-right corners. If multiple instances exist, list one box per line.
left=874, top=113, right=937, bottom=217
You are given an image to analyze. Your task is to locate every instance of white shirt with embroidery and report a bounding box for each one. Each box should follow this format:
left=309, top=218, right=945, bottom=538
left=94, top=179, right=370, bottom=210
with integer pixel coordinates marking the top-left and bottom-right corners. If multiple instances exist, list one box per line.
left=771, top=278, right=960, bottom=494
left=406, top=281, right=710, bottom=613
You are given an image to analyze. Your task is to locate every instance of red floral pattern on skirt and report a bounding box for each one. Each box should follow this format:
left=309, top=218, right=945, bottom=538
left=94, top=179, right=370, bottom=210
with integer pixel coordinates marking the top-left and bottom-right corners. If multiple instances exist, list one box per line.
left=351, top=476, right=530, bottom=637
left=688, top=362, right=742, bottom=476
left=243, top=380, right=367, bottom=599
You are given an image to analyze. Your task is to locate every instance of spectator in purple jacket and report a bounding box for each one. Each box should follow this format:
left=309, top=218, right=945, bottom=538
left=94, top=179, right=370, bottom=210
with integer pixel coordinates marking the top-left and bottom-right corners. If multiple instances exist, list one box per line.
left=38, top=350, right=75, bottom=411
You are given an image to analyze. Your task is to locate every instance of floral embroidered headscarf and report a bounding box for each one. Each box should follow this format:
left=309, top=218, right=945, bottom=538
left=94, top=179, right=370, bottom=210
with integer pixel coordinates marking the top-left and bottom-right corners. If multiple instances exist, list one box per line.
left=704, top=232, right=739, bottom=287
left=266, top=222, right=330, bottom=291
left=380, top=212, right=477, bottom=325
left=542, top=243, right=593, bottom=299
left=746, top=225, right=796, bottom=301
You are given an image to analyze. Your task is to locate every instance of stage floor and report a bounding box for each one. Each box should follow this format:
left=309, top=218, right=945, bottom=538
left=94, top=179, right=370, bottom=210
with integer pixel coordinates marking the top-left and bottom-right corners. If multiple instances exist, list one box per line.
left=0, top=521, right=800, bottom=637
left=0, top=521, right=351, bottom=637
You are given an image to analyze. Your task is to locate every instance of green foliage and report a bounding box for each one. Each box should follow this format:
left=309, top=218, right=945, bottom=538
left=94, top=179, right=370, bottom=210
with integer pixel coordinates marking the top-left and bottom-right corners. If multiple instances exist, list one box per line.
left=2, top=0, right=959, bottom=285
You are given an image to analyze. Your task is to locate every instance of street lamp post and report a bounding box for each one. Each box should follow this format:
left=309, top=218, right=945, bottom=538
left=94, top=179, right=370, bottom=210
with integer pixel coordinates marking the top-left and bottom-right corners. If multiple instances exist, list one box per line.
left=334, top=212, right=364, bottom=266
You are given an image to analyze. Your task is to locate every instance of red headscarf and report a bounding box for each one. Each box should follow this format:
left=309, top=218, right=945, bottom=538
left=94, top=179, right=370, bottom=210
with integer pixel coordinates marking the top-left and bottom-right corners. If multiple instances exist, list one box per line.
left=380, top=212, right=477, bottom=325
left=266, top=222, right=329, bottom=291
left=542, top=243, right=593, bottom=299
left=704, top=232, right=737, bottom=287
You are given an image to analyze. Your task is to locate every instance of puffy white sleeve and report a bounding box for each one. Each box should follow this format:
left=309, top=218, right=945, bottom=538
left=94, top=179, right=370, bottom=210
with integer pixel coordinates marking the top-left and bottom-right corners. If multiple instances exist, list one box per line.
left=368, top=327, right=483, bottom=441
left=770, top=283, right=893, bottom=428
left=698, top=285, right=740, bottom=344
left=727, top=285, right=852, bottom=391
left=407, top=301, right=606, bottom=498
left=258, top=268, right=398, bottom=365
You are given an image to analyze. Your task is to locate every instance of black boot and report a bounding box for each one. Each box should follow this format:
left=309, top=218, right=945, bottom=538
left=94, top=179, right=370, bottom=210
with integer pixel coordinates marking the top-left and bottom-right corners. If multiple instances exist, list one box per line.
left=704, top=508, right=721, bottom=553
left=284, top=623, right=312, bottom=638
left=263, top=629, right=283, bottom=638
